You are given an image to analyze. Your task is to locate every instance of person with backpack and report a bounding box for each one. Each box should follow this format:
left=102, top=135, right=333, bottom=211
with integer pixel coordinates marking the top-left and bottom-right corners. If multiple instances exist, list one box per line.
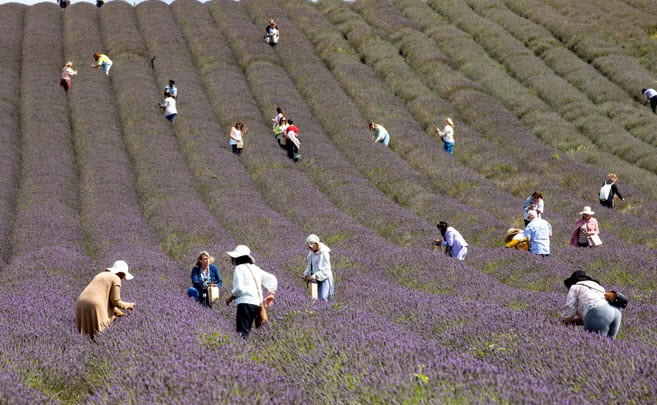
left=286, top=119, right=300, bottom=161
left=562, top=270, right=622, bottom=338
left=433, top=222, right=468, bottom=260
left=59, top=62, right=77, bottom=93
left=599, top=173, right=624, bottom=209
left=642, top=88, right=657, bottom=114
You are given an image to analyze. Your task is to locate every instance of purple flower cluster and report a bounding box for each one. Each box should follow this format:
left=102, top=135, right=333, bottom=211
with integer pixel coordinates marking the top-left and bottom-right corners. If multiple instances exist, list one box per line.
left=1, top=0, right=657, bottom=403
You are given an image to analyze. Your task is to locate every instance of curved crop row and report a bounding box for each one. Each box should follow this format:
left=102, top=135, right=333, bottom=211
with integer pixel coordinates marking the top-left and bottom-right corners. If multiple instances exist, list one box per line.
left=0, top=4, right=25, bottom=267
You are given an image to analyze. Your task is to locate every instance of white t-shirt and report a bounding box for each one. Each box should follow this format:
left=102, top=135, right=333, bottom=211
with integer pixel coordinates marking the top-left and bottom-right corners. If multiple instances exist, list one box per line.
left=162, top=97, right=177, bottom=116
left=440, top=125, right=454, bottom=143
left=229, top=127, right=242, bottom=145
left=644, top=88, right=657, bottom=99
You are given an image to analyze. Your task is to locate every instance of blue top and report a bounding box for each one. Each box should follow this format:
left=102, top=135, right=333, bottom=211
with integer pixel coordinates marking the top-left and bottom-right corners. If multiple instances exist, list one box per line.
left=524, top=218, right=552, bottom=255
left=191, top=264, right=222, bottom=288
left=165, top=85, right=177, bottom=96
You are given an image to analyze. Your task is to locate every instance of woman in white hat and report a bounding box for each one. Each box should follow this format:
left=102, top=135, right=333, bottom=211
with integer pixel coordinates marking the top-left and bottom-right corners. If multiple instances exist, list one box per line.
left=75, top=260, right=136, bottom=339
left=570, top=206, right=600, bottom=247
left=303, top=234, right=334, bottom=301
left=436, top=117, right=455, bottom=155
left=225, top=245, right=277, bottom=339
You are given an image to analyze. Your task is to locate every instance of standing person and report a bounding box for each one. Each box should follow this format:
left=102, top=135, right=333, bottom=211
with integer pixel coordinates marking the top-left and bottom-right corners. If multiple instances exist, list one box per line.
left=96, top=0, right=105, bottom=7
left=436, top=117, right=455, bottom=155
left=570, top=207, right=600, bottom=248
left=599, top=173, right=624, bottom=209
left=165, top=80, right=177, bottom=99
left=264, top=19, right=280, bottom=47
left=642, top=88, right=657, bottom=114
left=562, top=271, right=622, bottom=339
left=229, top=121, right=243, bottom=156
left=434, top=221, right=469, bottom=260
left=272, top=106, right=285, bottom=130
left=303, top=234, right=334, bottom=302
left=189, top=251, right=223, bottom=308
left=158, top=90, right=177, bottom=123
left=524, top=210, right=552, bottom=257
left=60, top=62, right=77, bottom=93
left=91, top=52, right=112, bottom=76
left=274, top=117, right=288, bottom=148
left=225, top=245, right=277, bottom=339
left=369, top=122, right=390, bottom=146
left=75, top=260, right=136, bottom=340
left=286, top=119, right=300, bottom=161
left=522, top=191, right=544, bottom=226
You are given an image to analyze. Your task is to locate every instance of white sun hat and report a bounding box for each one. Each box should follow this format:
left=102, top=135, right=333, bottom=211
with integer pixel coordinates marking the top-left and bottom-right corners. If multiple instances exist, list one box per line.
left=579, top=206, right=595, bottom=216
left=106, top=260, right=133, bottom=280
left=226, top=245, right=255, bottom=262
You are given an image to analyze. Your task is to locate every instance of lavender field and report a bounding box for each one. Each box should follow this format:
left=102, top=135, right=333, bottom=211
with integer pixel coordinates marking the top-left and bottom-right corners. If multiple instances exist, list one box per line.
left=1, top=0, right=657, bottom=402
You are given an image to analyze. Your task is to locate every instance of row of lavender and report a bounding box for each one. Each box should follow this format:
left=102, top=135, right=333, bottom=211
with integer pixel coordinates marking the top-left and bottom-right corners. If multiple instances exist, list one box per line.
left=0, top=0, right=656, bottom=403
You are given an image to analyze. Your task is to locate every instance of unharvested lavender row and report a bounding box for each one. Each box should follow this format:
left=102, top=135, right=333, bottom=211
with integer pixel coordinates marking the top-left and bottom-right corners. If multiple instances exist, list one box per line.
left=311, top=0, right=657, bottom=248
left=0, top=4, right=25, bottom=266
left=137, top=0, right=434, bottom=252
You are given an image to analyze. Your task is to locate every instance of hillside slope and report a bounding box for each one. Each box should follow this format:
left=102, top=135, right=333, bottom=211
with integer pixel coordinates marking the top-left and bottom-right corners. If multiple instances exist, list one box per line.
left=0, top=0, right=656, bottom=403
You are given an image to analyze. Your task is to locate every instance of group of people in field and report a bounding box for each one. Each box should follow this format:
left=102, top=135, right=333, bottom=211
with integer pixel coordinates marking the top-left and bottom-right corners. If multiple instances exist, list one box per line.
left=76, top=235, right=334, bottom=340
left=71, top=15, right=637, bottom=343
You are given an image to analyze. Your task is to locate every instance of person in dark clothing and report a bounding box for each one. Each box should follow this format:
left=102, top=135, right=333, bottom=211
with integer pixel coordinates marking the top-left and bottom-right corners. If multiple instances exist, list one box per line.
left=285, top=119, right=300, bottom=161
left=600, top=173, right=624, bottom=209
left=642, top=88, right=657, bottom=114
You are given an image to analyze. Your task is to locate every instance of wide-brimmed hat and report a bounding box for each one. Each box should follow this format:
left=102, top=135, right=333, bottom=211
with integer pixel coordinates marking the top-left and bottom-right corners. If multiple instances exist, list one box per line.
left=579, top=206, right=595, bottom=216
left=106, top=260, right=133, bottom=280
left=563, top=270, right=591, bottom=289
left=226, top=245, right=255, bottom=262
left=504, top=228, right=522, bottom=243
left=306, top=234, right=320, bottom=246
left=445, top=117, right=454, bottom=127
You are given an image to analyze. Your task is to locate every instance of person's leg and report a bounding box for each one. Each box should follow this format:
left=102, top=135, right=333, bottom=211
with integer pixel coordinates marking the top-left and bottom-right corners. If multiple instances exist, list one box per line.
left=102, top=62, right=112, bottom=75
left=187, top=287, right=199, bottom=301
left=446, top=142, right=454, bottom=155
left=650, top=96, right=657, bottom=113
left=236, top=303, right=259, bottom=338
left=237, top=147, right=243, bottom=156
left=455, top=246, right=468, bottom=260
left=286, top=139, right=294, bottom=158
left=317, top=279, right=328, bottom=301
left=231, top=144, right=239, bottom=155
left=607, top=307, right=622, bottom=338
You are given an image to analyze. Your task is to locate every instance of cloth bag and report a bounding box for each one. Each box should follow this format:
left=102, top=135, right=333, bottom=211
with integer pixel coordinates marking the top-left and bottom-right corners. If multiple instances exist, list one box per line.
left=207, top=284, right=219, bottom=303
left=246, top=265, right=268, bottom=328
left=588, top=234, right=603, bottom=247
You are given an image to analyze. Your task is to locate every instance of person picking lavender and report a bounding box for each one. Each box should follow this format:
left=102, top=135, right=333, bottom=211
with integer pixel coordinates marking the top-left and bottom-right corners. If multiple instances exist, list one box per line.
left=225, top=245, right=277, bottom=339
left=91, top=52, right=112, bottom=76
left=434, top=221, right=468, bottom=260
left=562, top=271, right=622, bottom=338
left=75, top=260, right=136, bottom=340
left=524, top=210, right=552, bottom=257
left=189, top=251, right=222, bottom=308
left=303, top=234, right=334, bottom=301
left=369, top=121, right=390, bottom=146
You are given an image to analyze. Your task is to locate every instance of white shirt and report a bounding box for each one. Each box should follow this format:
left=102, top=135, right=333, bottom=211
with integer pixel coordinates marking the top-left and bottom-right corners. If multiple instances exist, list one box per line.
left=440, top=125, right=454, bottom=143
left=231, top=264, right=277, bottom=306
left=229, top=127, right=242, bottom=145
left=561, top=280, right=608, bottom=321
left=644, top=88, right=657, bottom=99
left=161, top=97, right=177, bottom=116
left=304, top=243, right=333, bottom=282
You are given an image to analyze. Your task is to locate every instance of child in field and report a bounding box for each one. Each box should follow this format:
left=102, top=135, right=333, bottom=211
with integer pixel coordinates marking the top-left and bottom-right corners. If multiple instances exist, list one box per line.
left=91, top=53, right=112, bottom=76
left=60, top=62, right=77, bottom=93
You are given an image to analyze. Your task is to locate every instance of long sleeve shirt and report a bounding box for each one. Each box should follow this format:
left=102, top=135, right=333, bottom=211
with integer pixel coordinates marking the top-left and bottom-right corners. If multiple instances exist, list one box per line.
left=562, top=281, right=608, bottom=321
left=524, top=218, right=552, bottom=255
left=304, top=243, right=333, bottom=282
left=61, top=67, right=77, bottom=80
left=439, top=125, right=454, bottom=143
left=570, top=218, right=599, bottom=246
left=523, top=197, right=544, bottom=219
left=231, top=264, right=277, bottom=306
left=372, top=125, right=390, bottom=144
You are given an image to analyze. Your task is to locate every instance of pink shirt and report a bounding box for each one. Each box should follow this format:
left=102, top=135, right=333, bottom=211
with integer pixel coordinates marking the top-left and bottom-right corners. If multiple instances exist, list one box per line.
left=61, top=67, right=77, bottom=80
left=570, top=217, right=599, bottom=246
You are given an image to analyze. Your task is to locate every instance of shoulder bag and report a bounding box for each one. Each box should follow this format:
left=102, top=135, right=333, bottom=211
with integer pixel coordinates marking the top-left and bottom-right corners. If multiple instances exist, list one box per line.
left=246, top=265, right=268, bottom=327
left=579, top=283, right=629, bottom=309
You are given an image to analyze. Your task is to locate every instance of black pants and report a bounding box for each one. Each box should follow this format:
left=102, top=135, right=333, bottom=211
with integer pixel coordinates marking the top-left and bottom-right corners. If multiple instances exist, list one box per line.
left=651, top=96, right=657, bottom=113
left=600, top=198, right=614, bottom=208
left=193, top=283, right=212, bottom=308
left=236, top=303, right=260, bottom=338
left=286, top=139, right=298, bottom=159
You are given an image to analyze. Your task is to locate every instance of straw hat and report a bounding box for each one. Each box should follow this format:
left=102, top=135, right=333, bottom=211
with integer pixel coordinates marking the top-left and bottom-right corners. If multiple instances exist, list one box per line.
left=106, top=260, right=133, bottom=280
left=579, top=206, right=595, bottom=216
left=504, top=228, right=522, bottom=243
left=445, top=117, right=454, bottom=127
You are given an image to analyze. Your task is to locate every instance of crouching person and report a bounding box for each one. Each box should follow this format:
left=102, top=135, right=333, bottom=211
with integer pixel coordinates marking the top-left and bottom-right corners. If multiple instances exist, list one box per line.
left=303, top=234, right=334, bottom=301
left=189, top=251, right=222, bottom=307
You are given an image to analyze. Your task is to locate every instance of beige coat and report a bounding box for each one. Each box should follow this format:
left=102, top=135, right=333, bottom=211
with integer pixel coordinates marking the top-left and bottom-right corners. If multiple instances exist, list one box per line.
left=76, top=271, right=131, bottom=338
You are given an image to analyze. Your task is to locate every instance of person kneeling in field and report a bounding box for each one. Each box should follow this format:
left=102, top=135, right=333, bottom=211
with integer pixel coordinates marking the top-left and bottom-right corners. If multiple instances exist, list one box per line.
left=504, top=228, right=529, bottom=250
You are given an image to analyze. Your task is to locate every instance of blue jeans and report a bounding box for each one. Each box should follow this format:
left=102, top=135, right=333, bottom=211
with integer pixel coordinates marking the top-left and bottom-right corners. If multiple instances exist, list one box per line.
left=443, top=141, right=454, bottom=155
left=584, top=304, right=622, bottom=338
left=101, top=62, right=112, bottom=76
left=165, top=113, right=177, bottom=122
left=317, top=277, right=335, bottom=301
